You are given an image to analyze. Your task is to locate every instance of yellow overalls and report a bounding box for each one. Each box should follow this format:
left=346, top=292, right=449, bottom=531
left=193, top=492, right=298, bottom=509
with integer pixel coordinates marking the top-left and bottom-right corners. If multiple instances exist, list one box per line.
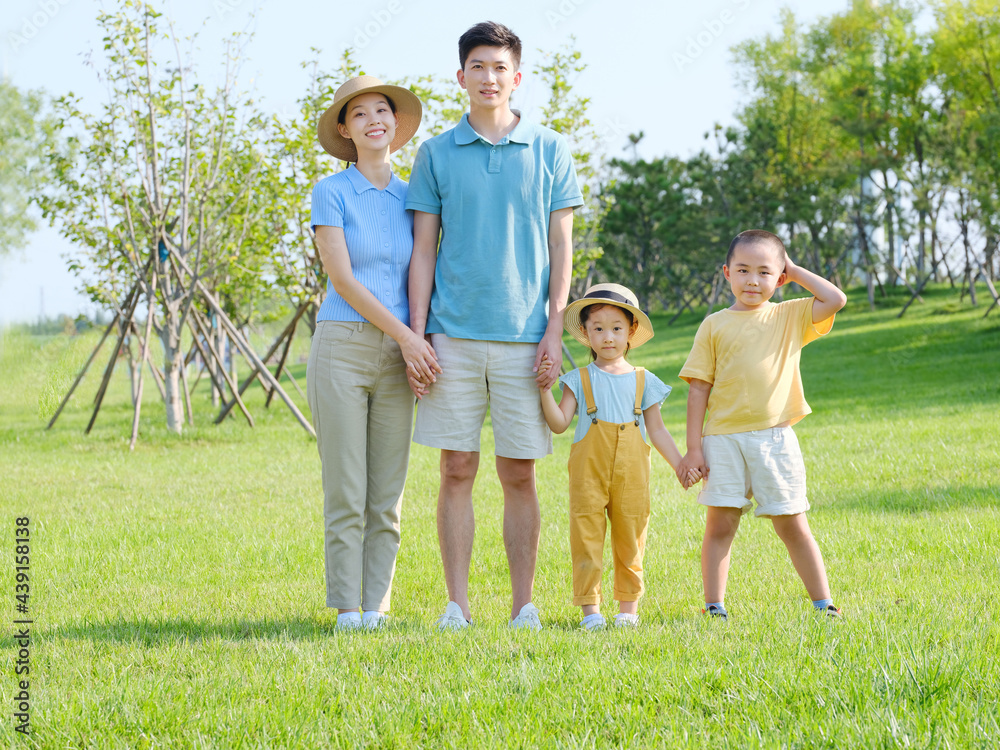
left=568, top=366, right=651, bottom=606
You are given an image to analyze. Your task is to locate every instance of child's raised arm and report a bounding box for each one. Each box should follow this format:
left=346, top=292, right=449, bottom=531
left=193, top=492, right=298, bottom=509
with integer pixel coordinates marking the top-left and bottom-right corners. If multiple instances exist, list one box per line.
left=537, top=358, right=577, bottom=434
left=781, top=257, right=847, bottom=324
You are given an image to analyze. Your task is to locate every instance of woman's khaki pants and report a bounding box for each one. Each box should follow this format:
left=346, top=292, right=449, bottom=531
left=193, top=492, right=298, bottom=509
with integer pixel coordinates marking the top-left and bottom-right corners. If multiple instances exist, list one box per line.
left=307, top=321, right=414, bottom=612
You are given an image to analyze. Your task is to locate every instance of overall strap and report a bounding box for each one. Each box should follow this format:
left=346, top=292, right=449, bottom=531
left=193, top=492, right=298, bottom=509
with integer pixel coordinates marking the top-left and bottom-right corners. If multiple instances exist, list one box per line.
left=633, top=368, right=645, bottom=426
left=578, top=366, right=599, bottom=424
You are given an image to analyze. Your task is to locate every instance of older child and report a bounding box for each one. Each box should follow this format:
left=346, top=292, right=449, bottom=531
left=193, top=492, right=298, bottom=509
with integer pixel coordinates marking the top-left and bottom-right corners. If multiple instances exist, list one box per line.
left=307, top=76, right=439, bottom=631
left=539, top=284, right=700, bottom=630
left=677, top=230, right=847, bottom=620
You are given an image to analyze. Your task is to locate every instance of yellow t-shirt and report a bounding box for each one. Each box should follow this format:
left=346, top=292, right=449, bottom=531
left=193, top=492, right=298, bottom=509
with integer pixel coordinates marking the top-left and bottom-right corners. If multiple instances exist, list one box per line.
left=679, top=297, right=834, bottom=436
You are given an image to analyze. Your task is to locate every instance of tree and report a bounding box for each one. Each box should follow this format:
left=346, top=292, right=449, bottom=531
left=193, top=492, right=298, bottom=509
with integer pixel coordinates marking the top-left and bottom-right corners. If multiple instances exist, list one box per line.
left=0, top=79, right=56, bottom=256
left=533, top=38, right=605, bottom=294
left=39, top=0, right=306, bottom=442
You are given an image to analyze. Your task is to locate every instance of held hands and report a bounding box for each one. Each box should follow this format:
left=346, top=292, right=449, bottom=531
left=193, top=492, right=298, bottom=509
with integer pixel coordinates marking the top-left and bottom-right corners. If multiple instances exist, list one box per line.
left=676, top=449, right=709, bottom=491
left=536, top=355, right=554, bottom=390
left=402, top=332, right=441, bottom=400
left=534, top=333, right=562, bottom=390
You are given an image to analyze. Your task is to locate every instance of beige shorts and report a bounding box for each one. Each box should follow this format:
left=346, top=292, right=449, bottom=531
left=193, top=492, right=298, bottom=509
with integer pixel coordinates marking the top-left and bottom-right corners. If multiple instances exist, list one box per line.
left=412, top=335, right=552, bottom=459
left=697, top=427, right=809, bottom=517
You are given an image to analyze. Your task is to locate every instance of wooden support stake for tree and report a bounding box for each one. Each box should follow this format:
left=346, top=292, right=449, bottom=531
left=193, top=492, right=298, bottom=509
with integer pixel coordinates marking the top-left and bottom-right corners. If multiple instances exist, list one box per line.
left=189, top=309, right=254, bottom=427
left=216, top=300, right=310, bottom=424
left=197, top=282, right=315, bottom=437
left=898, top=255, right=943, bottom=318
left=127, top=319, right=167, bottom=402
left=179, top=351, right=194, bottom=426
left=281, top=367, right=307, bottom=402
left=86, top=271, right=150, bottom=435
left=46, top=309, right=122, bottom=430
left=130, top=268, right=158, bottom=450
left=978, top=262, right=1000, bottom=318
left=167, top=250, right=315, bottom=437
left=264, top=325, right=297, bottom=408
left=185, top=319, right=232, bottom=414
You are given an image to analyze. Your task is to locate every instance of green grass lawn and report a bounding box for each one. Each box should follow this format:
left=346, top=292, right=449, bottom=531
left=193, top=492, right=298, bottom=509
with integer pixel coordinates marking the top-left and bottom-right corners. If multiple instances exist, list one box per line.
left=1, top=285, right=998, bottom=748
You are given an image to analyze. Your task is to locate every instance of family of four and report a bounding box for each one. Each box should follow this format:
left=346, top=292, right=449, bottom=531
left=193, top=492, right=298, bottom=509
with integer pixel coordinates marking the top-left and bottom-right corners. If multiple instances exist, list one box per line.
left=305, top=21, right=847, bottom=632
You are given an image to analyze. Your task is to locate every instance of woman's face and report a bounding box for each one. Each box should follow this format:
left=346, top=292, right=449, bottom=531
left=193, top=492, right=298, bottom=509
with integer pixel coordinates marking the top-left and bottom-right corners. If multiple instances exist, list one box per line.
left=337, top=92, right=398, bottom=156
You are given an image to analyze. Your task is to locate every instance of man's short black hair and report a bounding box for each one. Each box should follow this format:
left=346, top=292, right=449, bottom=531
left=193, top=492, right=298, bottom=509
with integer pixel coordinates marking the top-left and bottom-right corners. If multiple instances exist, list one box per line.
left=726, top=229, right=787, bottom=269
left=458, top=21, right=522, bottom=70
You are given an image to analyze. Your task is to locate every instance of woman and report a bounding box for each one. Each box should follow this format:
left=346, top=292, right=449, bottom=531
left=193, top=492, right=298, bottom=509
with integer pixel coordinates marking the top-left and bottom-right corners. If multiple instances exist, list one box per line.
left=307, top=76, right=439, bottom=630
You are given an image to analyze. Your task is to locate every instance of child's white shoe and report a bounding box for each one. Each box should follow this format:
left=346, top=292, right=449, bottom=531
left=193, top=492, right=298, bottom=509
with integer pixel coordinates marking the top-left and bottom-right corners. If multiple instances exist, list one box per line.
left=580, top=613, right=606, bottom=631
left=614, top=613, right=639, bottom=628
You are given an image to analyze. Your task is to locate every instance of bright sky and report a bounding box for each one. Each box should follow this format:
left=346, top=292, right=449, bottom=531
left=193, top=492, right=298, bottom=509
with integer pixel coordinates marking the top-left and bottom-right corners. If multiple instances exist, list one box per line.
left=0, top=0, right=845, bottom=325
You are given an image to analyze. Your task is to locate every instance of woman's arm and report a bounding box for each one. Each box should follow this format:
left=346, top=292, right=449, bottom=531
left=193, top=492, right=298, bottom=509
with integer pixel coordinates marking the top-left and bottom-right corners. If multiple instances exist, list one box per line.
left=315, top=225, right=439, bottom=382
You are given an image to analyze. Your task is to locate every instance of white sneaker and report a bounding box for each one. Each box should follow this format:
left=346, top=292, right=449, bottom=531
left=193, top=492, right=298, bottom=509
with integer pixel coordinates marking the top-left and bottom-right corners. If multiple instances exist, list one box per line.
left=362, top=611, right=387, bottom=630
left=336, top=612, right=362, bottom=631
left=580, top=613, right=606, bottom=631
left=614, top=613, right=639, bottom=628
left=436, top=601, right=470, bottom=631
left=509, top=602, right=542, bottom=631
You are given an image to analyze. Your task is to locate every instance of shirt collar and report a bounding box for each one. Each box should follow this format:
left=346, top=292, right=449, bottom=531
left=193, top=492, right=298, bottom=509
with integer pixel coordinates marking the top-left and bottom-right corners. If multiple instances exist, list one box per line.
left=344, top=164, right=405, bottom=199
left=455, top=109, right=535, bottom=147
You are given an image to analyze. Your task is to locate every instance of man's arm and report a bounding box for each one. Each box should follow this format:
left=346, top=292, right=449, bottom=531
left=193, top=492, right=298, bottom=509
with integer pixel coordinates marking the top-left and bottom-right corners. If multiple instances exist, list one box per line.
left=407, top=211, right=442, bottom=397
left=535, top=206, right=574, bottom=389
left=781, top=257, right=847, bottom=323
left=409, top=211, right=441, bottom=338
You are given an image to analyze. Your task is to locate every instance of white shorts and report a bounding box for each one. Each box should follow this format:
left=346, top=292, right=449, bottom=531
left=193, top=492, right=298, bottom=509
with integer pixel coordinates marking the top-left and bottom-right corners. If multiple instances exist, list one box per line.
left=412, top=335, right=553, bottom=459
left=697, top=427, right=809, bottom=517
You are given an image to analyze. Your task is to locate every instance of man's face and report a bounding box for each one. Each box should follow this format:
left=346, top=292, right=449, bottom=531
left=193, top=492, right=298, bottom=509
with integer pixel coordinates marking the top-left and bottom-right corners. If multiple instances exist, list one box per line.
left=457, top=45, right=521, bottom=111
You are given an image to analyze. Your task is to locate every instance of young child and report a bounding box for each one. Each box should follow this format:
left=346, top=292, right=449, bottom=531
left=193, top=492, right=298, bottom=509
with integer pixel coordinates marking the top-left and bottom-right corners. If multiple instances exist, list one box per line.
left=539, top=284, right=700, bottom=630
left=677, top=230, right=848, bottom=620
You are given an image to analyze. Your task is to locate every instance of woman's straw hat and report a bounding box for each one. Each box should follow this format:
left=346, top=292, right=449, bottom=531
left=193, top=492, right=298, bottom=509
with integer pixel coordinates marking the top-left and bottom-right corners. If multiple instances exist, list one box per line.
left=318, top=75, right=422, bottom=161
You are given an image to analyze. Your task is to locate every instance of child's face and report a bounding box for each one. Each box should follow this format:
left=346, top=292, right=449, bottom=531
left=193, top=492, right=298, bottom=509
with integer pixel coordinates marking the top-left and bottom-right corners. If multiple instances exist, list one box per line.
left=582, top=305, right=637, bottom=365
left=457, top=45, right=521, bottom=112
left=723, top=242, right=788, bottom=311
left=336, top=93, right=398, bottom=157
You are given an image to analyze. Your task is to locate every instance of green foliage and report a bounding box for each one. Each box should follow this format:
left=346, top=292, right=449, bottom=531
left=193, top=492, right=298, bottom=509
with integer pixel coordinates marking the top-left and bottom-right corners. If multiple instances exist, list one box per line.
left=534, top=38, right=605, bottom=289
left=600, top=1, right=1000, bottom=315
left=0, top=79, right=57, bottom=255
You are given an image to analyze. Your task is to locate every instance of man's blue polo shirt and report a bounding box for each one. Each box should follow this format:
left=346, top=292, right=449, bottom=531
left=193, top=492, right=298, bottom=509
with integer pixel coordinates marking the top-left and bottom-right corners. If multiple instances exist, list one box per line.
left=405, top=111, right=583, bottom=342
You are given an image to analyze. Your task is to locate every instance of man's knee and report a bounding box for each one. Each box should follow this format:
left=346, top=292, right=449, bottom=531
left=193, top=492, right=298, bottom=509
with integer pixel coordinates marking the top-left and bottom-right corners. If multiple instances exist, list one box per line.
left=441, top=450, right=479, bottom=487
left=496, top=457, right=536, bottom=495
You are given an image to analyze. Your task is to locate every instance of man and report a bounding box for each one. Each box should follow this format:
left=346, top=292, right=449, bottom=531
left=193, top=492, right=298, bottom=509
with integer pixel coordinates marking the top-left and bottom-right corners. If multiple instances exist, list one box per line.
left=406, top=20, right=583, bottom=630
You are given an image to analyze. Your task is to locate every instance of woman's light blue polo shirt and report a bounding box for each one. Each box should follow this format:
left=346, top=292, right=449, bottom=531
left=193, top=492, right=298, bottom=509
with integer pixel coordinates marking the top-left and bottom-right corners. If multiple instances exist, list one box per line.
left=311, top=165, right=413, bottom=325
left=405, top=112, right=583, bottom=342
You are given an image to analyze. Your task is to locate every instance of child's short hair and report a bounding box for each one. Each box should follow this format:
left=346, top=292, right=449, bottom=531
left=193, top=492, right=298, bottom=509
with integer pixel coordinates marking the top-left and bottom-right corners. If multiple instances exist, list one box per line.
left=726, top=230, right=787, bottom=269
left=458, top=21, right=522, bottom=70
left=579, top=303, right=635, bottom=361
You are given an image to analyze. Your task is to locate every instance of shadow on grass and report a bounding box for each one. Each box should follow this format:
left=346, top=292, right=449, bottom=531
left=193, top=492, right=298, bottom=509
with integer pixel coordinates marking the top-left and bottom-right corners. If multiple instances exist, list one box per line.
left=824, top=484, right=999, bottom=513
left=28, top=617, right=330, bottom=645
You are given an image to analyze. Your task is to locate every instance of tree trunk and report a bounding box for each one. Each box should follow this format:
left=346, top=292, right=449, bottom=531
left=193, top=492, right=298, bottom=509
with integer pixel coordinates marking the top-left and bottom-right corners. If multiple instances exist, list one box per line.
left=161, top=321, right=185, bottom=434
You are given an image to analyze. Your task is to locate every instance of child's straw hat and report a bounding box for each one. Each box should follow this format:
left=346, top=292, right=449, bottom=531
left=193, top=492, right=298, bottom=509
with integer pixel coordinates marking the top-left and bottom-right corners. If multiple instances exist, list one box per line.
left=564, top=283, right=654, bottom=349
left=318, top=75, right=422, bottom=162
